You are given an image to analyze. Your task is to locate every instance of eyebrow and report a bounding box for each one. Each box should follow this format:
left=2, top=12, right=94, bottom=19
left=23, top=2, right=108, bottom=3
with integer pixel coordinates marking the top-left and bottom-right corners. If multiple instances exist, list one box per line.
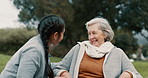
left=88, top=30, right=96, bottom=33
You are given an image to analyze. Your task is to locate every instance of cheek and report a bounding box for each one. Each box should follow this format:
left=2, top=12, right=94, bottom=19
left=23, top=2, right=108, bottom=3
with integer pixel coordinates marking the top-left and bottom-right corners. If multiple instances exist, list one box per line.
left=98, top=34, right=105, bottom=41
left=60, top=36, right=63, bottom=41
left=59, top=35, right=64, bottom=41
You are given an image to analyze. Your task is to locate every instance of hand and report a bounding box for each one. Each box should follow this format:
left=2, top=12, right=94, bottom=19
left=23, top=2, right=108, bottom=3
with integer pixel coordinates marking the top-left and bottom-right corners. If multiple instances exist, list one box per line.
left=54, top=77, right=65, bottom=78
left=119, top=71, right=133, bottom=78
left=60, top=71, right=71, bottom=78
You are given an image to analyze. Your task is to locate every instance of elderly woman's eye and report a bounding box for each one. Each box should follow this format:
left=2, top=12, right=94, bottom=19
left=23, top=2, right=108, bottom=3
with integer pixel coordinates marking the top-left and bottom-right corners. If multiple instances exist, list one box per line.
left=92, top=32, right=96, bottom=34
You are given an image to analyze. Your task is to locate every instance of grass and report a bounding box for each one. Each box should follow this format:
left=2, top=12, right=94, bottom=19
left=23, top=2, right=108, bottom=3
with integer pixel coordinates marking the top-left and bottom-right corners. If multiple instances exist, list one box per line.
left=0, top=53, right=62, bottom=73
left=50, top=56, right=62, bottom=62
left=133, top=61, right=148, bottom=78
left=0, top=54, right=11, bottom=72
left=0, top=53, right=148, bottom=78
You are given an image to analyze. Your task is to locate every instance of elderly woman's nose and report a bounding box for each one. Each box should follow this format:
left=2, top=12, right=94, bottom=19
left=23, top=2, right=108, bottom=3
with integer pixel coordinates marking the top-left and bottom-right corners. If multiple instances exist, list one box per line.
left=89, top=34, right=94, bottom=39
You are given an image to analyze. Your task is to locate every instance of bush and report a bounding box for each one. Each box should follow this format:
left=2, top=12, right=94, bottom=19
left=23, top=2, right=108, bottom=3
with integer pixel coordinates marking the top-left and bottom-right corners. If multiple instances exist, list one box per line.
left=51, top=44, right=70, bottom=58
left=114, top=32, right=138, bottom=57
left=0, top=28, right=71, bottom=57
left=0, top=28, right=37, bottom=55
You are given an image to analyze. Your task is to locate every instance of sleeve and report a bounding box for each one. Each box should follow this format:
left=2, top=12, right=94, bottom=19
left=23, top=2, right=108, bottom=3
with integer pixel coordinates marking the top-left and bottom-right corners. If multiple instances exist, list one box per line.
left=53, top=44, right=80, bottom=77
left=16, top=48, right=40, bottom=78
left=120, top=49, right=143, bottom=78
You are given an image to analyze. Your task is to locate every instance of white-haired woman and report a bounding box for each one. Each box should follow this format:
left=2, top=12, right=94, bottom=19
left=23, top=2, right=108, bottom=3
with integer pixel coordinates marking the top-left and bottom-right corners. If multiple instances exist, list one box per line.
left=54, top=17, right=142, bottom=78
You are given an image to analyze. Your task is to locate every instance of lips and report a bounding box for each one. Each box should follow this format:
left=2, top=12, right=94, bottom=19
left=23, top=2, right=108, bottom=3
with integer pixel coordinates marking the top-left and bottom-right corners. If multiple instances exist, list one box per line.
left=90, top=39, right=98, bottom=45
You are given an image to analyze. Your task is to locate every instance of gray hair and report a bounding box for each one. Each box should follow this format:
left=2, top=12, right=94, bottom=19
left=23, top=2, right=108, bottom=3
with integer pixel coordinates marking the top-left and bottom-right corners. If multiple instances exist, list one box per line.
left=85, top=17, right=114, bottom=41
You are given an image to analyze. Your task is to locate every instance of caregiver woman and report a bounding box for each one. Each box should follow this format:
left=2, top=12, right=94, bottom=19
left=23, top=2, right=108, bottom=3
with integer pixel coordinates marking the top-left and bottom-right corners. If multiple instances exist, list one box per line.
left=0, top=14, right=65, bottom=78
left=54, top=17, right=143, bottom=78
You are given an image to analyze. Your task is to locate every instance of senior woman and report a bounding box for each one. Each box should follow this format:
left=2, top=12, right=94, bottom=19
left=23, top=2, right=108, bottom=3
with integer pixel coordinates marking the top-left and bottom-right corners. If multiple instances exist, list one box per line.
left=54, top=17, right=142, bottom=78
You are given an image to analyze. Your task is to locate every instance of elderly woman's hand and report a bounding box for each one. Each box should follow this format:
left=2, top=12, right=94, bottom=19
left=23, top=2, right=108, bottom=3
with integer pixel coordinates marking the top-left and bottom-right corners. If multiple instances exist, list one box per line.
left=59, top=71, right=71, bottom=78
left=119, top=71, right=133, bottom=78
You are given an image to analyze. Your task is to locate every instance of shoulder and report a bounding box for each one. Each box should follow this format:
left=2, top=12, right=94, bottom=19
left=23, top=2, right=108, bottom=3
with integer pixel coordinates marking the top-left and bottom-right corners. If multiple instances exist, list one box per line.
left=27, top=35, right=43, bottom=48
left=112, top=47, right=124, bottom=53
left=110, top=47, right=125, bottom=56
left=70, top=44, right=80, bottom=51
left=21, top=35, right=44, bottom=53
left=20, top=47, right=41, bottom=60
left=107, top=47, right=128, bottom=62
left=16, top=37, right=44, bottom=61
left=66, top=44, right=80, bottom=56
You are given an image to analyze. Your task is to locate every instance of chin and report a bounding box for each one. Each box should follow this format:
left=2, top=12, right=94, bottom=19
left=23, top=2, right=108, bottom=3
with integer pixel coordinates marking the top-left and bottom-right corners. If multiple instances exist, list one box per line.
left=90, top=41, right=99, bottom=47
left=92, top=43, right=100, bottom=47
left=91, top=43, right=97, bottom=47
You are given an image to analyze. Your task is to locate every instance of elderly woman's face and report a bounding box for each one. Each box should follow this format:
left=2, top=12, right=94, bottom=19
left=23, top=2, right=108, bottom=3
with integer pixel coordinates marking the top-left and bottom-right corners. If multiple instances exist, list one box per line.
left=87, top=24, right=105, bottom=47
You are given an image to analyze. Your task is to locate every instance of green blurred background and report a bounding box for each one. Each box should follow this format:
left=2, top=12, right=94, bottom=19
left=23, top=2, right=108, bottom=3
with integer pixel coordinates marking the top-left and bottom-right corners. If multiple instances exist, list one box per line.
left=0, top=0, right=148, bottom=77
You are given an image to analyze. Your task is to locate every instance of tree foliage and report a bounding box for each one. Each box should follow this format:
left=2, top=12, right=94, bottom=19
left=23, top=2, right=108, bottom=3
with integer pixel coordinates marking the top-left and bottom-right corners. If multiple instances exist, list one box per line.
left=13, top=0, right=75, bottom=48
left=12, top=0, right=148, bottom=55
left=73, top=0, right=148, bottom=32
left=142, top=44, right=148, bottom=57
left=114, top=31, right=138, bottom=56
left=13, top=0, right=74, bottom=28
left=71, top=0, right=147, bottom=55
